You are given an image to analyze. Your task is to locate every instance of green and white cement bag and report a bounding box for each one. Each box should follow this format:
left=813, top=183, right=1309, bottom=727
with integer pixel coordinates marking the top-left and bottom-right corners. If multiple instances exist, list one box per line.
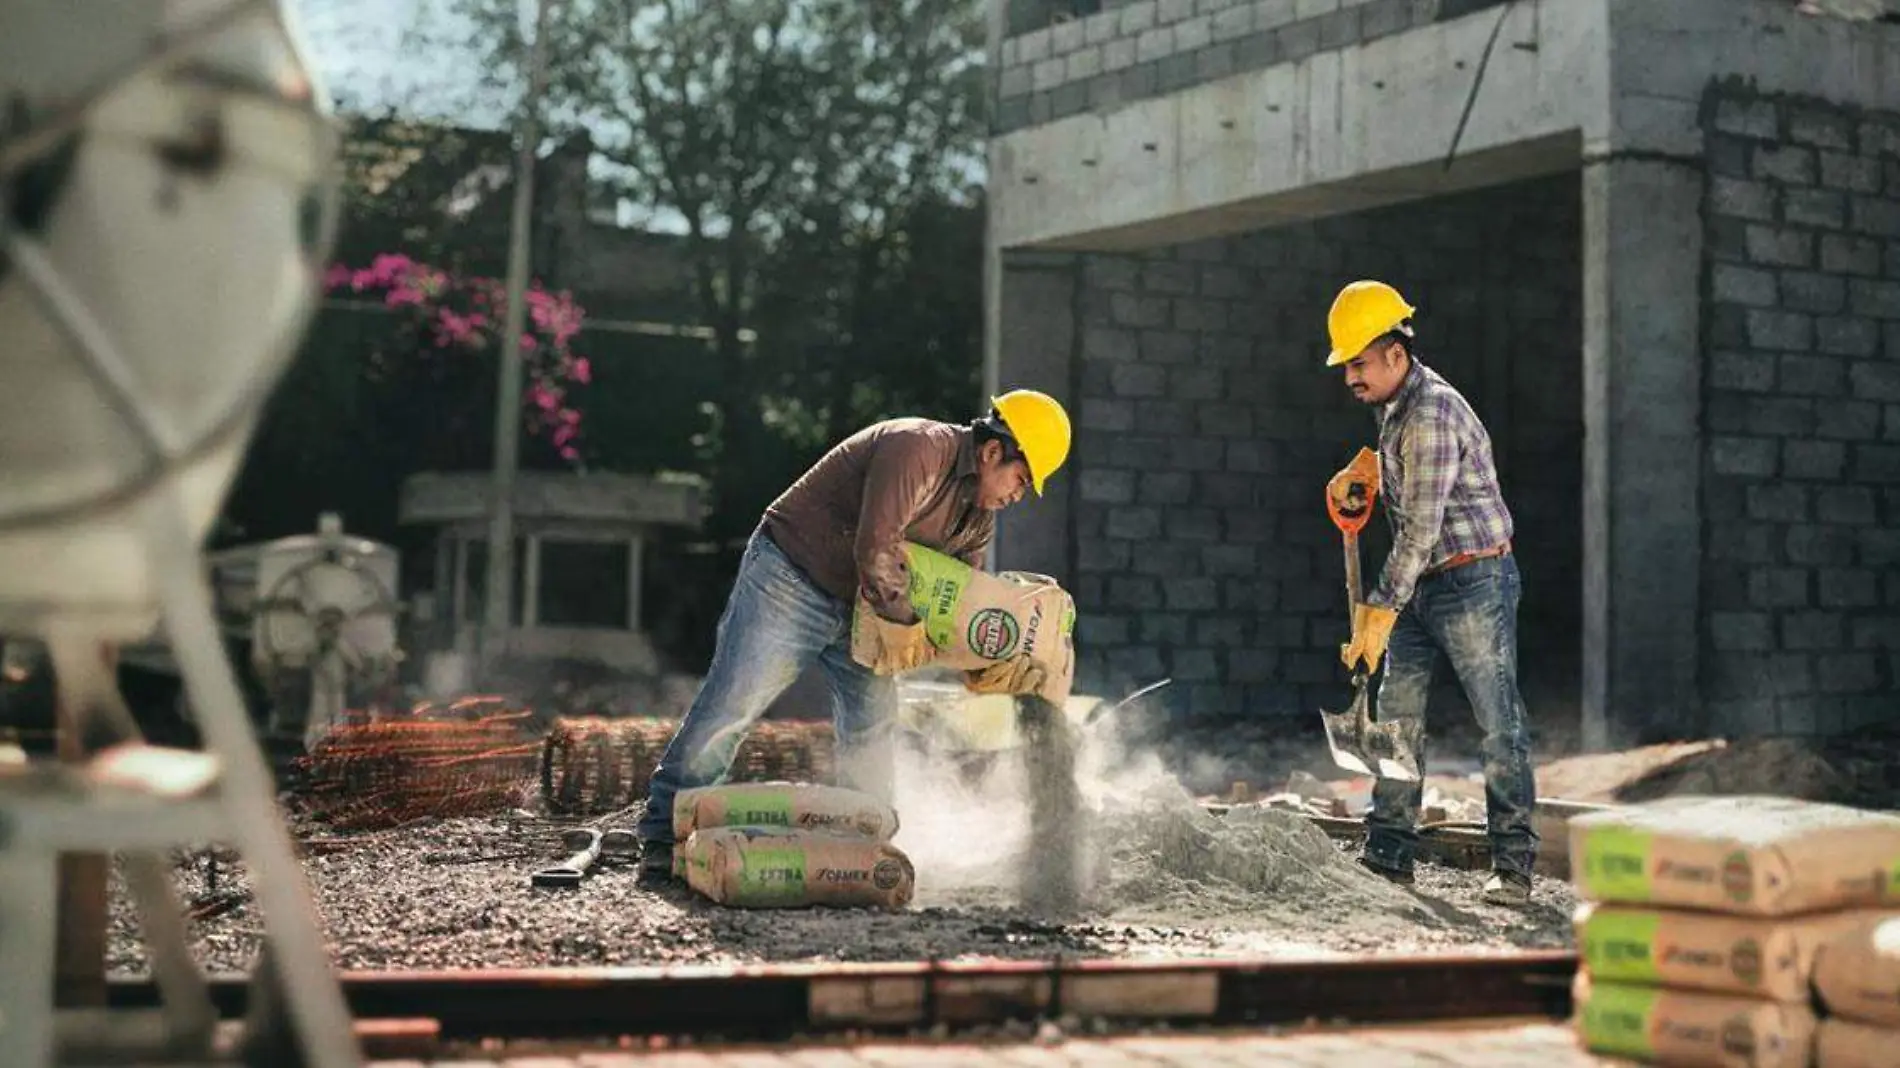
left=850, top=541, right=1077, bottom=704
left=671, top=781, right=901, bottom=844
left=680, top=825, right=916, bottom=909
left=1569, top=795, right=1900, bottom=917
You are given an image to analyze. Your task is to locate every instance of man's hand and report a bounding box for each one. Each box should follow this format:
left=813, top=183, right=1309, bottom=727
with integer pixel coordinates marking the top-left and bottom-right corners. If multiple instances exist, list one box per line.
left=1339, top=603, right=1399, bottom=674
left=963, top=653, right=1048, bottom=697
left=862, top=612, right=935, bottom=674
left=1327, top=455, right=1379, bottom=518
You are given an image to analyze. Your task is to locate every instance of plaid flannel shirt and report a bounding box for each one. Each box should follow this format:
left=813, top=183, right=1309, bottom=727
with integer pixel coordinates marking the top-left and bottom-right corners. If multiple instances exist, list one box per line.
left=1368, top=359, right=1514, bottom=612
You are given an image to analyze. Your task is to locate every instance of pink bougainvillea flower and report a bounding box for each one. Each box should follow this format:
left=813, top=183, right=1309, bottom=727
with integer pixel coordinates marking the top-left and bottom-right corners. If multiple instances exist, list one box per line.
left=327, top=254, right=591, bottom=463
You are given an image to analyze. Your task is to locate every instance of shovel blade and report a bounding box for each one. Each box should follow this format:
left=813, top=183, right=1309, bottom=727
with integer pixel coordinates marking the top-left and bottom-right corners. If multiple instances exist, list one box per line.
left=1320, top=707, right=1378, bottom=777
left=1320, top=681, right=1379, bottom=778
left=1319, top=676, right=1423, bottom=782
left=1361, top=720, right=1422, bottom=782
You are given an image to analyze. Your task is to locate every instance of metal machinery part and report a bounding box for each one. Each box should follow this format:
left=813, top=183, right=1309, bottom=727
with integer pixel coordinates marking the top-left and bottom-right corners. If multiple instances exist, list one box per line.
left=251, top=514, right=400, bottom=752
left=0, top=2, right=357, bottom=1066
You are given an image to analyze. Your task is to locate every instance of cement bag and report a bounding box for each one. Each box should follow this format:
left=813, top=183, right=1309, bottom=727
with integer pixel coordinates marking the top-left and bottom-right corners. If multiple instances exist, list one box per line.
left=1815, top=1018, right=1894, bottom=1068
left=672, top=781, right=900, bottom=844
left=1571, top=972, right=1815, bottom=1068
left=1569, top=795, right=1900, bottom=916
left=850, top=541, right=1076, bottom=704
left=1575, top=902, right=1883, bottom=1002
left=679, top=826, right=915, bottom=909
left=1812, top=914, right=1900, bottom=1027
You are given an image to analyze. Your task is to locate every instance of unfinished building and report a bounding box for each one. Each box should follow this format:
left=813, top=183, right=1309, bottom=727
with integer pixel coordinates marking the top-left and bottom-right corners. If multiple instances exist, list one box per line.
left=984, top=0, right=1900, bottom=747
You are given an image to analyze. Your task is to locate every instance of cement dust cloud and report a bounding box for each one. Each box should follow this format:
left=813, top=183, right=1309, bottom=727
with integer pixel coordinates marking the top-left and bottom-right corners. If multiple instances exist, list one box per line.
left=889, top=700, right=1438, bottom=933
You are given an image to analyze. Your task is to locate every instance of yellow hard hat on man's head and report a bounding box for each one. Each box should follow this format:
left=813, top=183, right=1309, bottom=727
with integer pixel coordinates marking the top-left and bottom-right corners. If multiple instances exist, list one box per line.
left=1325, top=280, right=1417, bottom=367
left=990, top=389, right=1071, bottom=496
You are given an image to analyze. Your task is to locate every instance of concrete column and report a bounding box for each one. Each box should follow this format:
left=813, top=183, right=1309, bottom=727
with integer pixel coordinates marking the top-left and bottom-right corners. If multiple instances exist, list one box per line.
left=992, top=252, right=1078, bottom=584
left=432, top=530, right=453, bottom=645
left=451, top=536, right=469, bottom=629
left=627, top=534, right=645, bottom=631
left=1581, top=157, right=1703, bottom=750
left=522, top=534, right=542, bottom=628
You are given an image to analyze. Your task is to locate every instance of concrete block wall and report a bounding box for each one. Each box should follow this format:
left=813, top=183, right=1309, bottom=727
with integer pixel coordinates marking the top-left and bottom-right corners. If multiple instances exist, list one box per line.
left=994, top=0, right=1507, bottom=134
left=1701, top=84, right=1900, bottom=736
left=1062, top=173, right=1582, bottom=724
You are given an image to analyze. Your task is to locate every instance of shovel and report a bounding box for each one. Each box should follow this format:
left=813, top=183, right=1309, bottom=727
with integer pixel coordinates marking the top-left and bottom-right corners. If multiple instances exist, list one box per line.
left=1320, top=447, right=1421, bottom=782
left=529, top=826, right=638, bottom=888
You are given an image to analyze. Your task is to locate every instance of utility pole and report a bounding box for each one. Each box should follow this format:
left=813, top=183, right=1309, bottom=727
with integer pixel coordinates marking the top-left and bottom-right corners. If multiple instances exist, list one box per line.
left=480, top=0, right=555, bottom=668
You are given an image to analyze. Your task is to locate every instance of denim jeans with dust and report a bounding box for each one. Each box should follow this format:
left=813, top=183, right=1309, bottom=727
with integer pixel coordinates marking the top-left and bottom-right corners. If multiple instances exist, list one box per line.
left=635, top=529, right=898, bottom=844
left=1361, top=555, right=1539, bottom=879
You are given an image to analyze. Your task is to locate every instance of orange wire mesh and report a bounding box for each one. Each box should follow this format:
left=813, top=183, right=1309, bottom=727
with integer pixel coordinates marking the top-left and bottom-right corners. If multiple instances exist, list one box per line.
left=291, top=698, right=542, bottom=831
left=540, top=716, right=838, bottom=817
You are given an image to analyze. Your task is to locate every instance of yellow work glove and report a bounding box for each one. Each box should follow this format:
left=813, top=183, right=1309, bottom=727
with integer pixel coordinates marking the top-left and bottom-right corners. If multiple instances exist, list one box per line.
left=865, top=613, right=935, bottom=674
left=1327, top=467, right=1373, bottom=516
left=1327, top=448, right=1381, bottom=517
left=1339, top=603, right=1399, bottom=674
left=963, top=653, right=1048, bottom=697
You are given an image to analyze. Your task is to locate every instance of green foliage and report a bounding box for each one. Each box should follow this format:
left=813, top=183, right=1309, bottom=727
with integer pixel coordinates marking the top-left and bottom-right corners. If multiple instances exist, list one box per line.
left=428, top=0, right=989, bottom=539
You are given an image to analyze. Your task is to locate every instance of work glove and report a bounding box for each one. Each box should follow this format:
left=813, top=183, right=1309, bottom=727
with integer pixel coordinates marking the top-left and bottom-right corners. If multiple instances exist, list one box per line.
left=1327, top=466, right=1375, bottom=517
left=862, top=612, right=935, bottom=674
left=1339, top=603, right=1399, bottom=675
left=1326, top=447, right=1381, bottom=517
left=963, top=653, right=1048, bottom=697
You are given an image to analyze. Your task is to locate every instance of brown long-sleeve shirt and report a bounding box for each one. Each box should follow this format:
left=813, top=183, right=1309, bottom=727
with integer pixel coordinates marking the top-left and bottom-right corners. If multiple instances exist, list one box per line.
left=760, top=418, right=993, bottom=624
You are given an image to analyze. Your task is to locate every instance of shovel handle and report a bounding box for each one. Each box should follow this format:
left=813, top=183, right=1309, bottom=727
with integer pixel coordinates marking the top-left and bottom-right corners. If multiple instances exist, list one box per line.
left=1327, top=447, right=1381, bottom=538
left=532, top=829, right=603, bottom=888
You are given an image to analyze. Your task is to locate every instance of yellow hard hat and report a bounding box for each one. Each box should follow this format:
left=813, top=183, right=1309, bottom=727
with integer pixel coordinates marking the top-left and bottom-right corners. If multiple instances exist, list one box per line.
left=1325, top=280, right=1416, bottom=367
left=991, top=389, right=1071, bottom=496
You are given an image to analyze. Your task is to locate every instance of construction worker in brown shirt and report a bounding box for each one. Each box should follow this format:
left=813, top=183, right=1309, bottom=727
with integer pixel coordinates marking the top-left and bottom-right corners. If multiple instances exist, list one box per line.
left=635, top=390, right=1072, bottom=878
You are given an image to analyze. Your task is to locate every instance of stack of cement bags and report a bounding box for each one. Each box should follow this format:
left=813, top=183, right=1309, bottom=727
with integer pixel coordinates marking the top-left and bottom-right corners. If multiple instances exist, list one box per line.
left=671, top=781, right=914, bottom=909
left=1811, top=915, right=1900, bottom=1068
left=1566, top=795, right=1900, bottom=1067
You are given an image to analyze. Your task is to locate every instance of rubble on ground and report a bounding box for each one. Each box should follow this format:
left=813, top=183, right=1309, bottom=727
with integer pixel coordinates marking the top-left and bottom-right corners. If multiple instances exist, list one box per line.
left=106, top=809, right=1573, bottom=976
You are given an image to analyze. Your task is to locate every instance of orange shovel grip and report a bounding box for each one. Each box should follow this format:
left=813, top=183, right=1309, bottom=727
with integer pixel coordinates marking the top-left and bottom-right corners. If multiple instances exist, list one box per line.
left=1327, top=447, right=1381, bottom=537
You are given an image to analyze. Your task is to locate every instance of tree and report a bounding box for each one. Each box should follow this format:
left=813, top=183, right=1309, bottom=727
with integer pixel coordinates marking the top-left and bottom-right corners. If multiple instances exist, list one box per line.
left=224, top=252, right=592, bottom=550
left=426, top=0, right=988, bottom=537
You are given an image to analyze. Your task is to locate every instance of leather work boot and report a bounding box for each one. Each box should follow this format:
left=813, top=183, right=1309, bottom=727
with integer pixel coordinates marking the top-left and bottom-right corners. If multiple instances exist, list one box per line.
left=1482, top=870, right=1532, bottom=907
left=637, top=840, right=675, bottom=885
left=1357, top=855, right=1415, bottom=886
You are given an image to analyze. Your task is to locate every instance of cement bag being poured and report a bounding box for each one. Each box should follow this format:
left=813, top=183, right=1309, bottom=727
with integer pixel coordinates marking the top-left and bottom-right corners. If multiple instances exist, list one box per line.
left=680, top=826, right=915, bottom=909
left=672, top=781, right=901, bottom=844
left=850, top=541, right=1077, bottom=704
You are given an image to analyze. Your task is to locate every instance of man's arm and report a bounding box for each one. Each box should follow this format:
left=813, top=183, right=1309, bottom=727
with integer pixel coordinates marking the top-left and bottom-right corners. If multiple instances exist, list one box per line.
left=957, top=513, right=995, bottom=570
left=854, top=433, right=939, bottom=623
left=1368, top=401, right=1461, bottom=613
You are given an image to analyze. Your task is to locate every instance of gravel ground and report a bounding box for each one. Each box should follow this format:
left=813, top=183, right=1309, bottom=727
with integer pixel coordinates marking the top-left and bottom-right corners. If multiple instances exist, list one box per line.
left=107, top=718, right=1578, bottom=976
left=106, top=822, right=1574, bottom=976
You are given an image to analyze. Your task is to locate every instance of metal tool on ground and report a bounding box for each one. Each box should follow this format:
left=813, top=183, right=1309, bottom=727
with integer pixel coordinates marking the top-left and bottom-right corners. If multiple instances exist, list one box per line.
left=1321, top=448, right=1421, bottom=782
left=529, top=827, right=637, bottom=888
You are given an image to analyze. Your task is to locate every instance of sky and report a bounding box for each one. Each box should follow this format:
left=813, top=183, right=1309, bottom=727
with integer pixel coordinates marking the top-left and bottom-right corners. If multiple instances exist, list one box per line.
left=290, top=0, right=503, bottom=124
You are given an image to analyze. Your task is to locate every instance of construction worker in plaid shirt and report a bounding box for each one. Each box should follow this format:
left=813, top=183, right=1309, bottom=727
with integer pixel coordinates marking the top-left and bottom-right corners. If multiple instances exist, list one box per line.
left=1324, top=280, right=1538, bottom=907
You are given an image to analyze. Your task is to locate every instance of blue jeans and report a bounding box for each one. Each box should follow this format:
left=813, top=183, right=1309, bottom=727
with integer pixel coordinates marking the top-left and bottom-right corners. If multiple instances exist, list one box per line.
left=636, top=530, right=898, bottom=844
left=1362, top=555, right=1539, bottom=878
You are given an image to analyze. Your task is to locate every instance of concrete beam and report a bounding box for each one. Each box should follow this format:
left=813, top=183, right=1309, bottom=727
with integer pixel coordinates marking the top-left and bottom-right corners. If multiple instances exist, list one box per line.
left=1581, top=157, right=1703, bottom=750
left=990, top=0, right=1608, bottom=250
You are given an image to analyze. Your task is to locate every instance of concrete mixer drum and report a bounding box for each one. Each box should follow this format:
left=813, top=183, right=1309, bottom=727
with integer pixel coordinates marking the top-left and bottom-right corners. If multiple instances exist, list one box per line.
left=250, top=514, right=399, bottom=749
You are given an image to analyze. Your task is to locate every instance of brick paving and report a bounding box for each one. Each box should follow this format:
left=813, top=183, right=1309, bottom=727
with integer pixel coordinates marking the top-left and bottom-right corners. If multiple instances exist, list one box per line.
left=377, top=1019, right=1634, bottom=1067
